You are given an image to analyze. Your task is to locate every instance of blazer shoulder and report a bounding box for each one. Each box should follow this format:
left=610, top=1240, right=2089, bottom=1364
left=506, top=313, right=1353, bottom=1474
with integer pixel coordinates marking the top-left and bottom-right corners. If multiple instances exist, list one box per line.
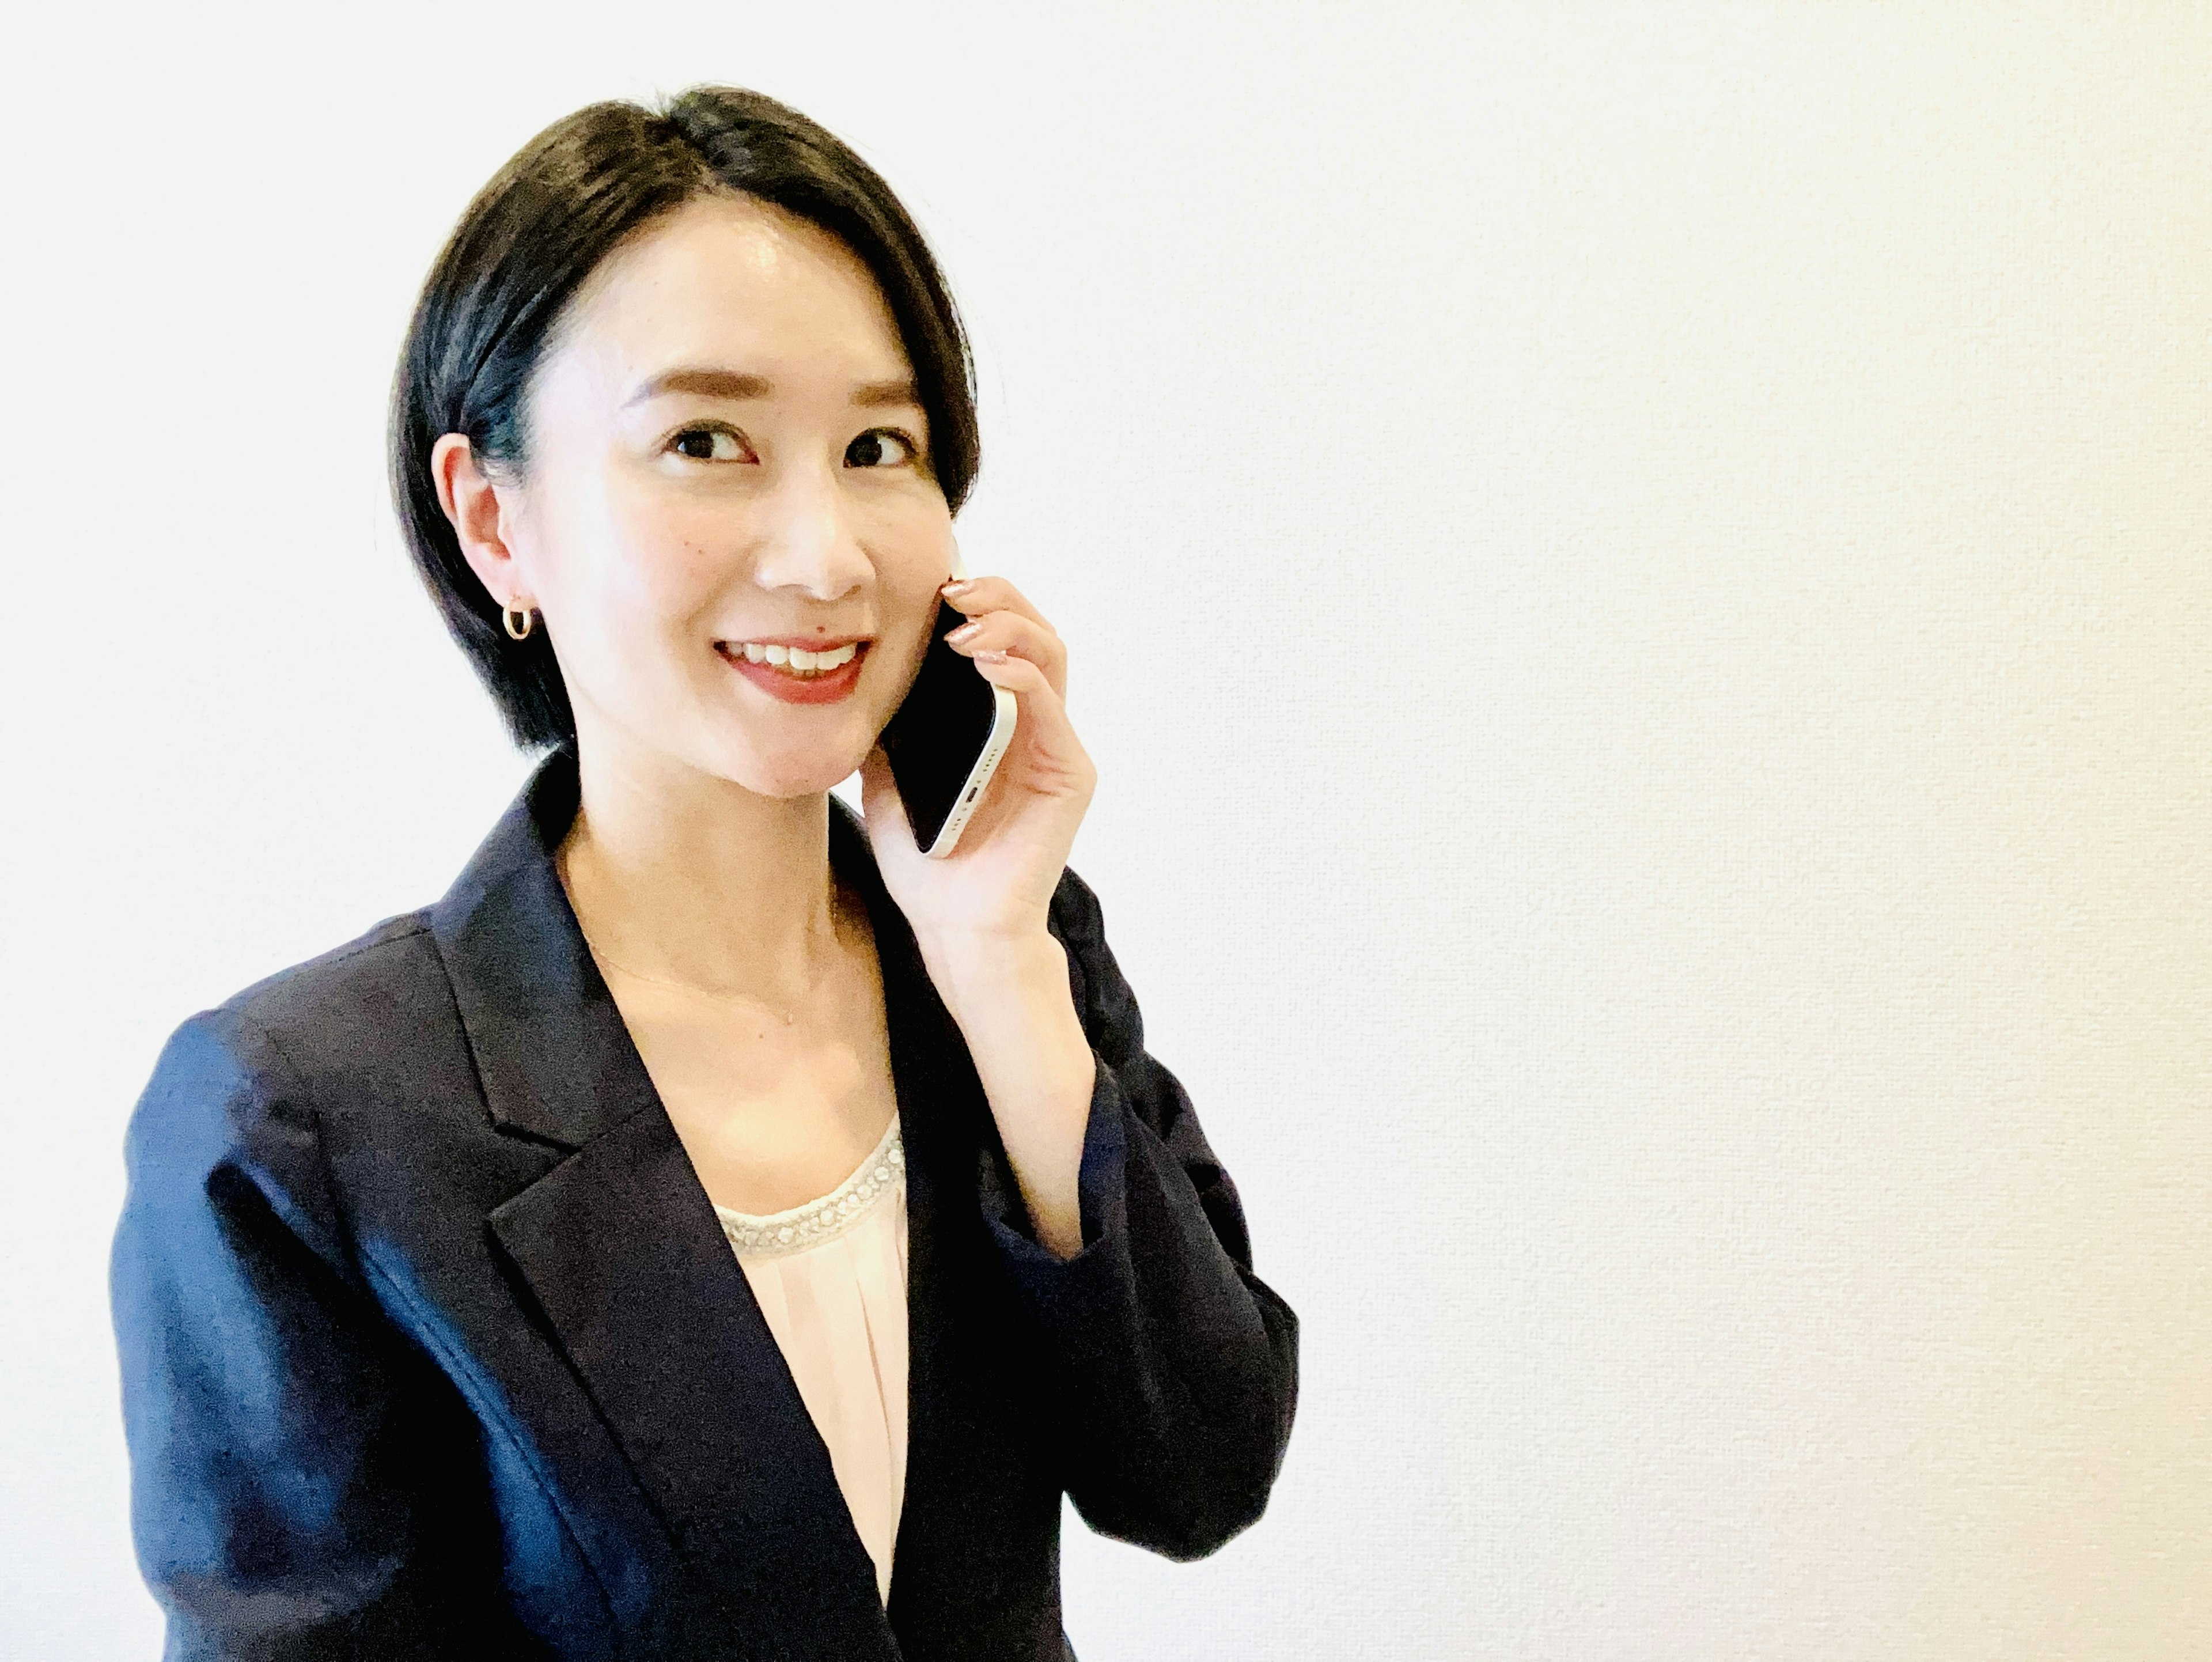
left=224, top=905, right=436, bottom=1014
left=143, top=908, right=449, bottom=1138
left=126, top=909, right=461, bottom=1255
left=214, top=906, right=448, bottom=1067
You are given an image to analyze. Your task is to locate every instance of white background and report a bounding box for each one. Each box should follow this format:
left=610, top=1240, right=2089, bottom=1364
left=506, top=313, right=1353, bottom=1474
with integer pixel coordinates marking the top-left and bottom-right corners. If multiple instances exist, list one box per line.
left=2, top=3, right=2207, bottom=1657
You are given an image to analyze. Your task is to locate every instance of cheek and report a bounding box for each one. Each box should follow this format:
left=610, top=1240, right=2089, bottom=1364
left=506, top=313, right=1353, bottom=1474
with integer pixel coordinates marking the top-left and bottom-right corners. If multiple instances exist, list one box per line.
left=862, top=501, right=953, bottom=600
left=854, top=483, right=956, bottom=578
left=579, top=480, right=734, bottom=626
left=530, top=479, right=733, bottom=721
left=855, top=478, right=949, bottom=538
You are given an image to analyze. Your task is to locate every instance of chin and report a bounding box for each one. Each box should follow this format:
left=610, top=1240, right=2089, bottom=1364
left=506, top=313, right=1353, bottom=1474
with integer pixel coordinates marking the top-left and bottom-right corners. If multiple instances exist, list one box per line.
left=708, top=736, right=867, bottom=800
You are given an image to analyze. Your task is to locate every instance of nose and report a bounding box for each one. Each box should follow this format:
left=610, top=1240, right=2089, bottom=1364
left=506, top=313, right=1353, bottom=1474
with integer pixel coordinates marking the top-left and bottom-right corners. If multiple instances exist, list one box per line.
left=750, top=455, right=872, bottom=601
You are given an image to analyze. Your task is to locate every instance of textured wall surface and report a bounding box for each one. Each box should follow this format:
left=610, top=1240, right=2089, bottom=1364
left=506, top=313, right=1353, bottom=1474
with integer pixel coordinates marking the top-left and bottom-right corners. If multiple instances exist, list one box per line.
left=2, top=4, right=2204, bottom=1657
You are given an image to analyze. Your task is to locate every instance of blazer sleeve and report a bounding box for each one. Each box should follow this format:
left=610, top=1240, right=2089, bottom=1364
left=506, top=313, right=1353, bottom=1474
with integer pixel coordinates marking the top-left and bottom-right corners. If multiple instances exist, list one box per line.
left=109, top=1010, right=539, bottom=1660
left=983, top=866, right=1301, bottom=1561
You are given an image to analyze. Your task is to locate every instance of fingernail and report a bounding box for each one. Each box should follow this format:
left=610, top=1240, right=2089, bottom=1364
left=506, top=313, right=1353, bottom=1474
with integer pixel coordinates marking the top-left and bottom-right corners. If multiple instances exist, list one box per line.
left=946, top=620, right=981, bottom=642
left=976, top=648, right=1009, bottom=663
left=940, top=580, right=971, bottom=596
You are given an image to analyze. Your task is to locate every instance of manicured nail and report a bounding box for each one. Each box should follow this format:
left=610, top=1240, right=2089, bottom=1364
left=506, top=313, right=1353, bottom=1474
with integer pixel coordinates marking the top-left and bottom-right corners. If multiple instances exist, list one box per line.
left=976, top=648, right=1009, bottom=663
left=940, top=579, right=971, bottom=595
left=946, top=620, right=981, bottom=643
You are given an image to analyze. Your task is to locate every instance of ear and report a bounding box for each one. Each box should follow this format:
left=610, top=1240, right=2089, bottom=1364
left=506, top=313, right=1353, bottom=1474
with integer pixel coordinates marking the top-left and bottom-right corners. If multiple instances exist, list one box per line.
left=430, top=433, right=529, bottom=611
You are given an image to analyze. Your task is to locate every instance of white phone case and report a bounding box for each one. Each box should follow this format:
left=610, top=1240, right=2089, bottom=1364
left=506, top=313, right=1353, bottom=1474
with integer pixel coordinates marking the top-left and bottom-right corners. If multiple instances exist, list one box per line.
left=924, top=540, right=1018, bottom=858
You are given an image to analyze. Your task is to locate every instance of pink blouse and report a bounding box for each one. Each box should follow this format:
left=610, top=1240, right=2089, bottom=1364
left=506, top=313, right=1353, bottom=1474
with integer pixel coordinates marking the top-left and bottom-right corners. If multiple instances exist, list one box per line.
left=712, top=1116, right=910, bottom=1605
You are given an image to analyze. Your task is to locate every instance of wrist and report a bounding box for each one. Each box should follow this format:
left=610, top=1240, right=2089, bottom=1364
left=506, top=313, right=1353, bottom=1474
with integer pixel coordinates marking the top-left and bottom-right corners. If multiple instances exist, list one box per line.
left=922, top=928, right=1097, bottom=1259
left=923, top=929, right=1070, bottom=1021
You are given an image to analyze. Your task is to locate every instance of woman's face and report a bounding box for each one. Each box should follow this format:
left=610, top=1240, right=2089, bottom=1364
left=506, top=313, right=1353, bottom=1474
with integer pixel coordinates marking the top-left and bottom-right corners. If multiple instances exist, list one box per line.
left=486, top=192, right=953, bottom=797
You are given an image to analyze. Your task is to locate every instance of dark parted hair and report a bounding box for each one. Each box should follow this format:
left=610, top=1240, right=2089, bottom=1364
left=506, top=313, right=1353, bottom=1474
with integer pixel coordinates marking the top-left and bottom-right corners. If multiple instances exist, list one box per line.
left=389, top=86, right=979, bottom=752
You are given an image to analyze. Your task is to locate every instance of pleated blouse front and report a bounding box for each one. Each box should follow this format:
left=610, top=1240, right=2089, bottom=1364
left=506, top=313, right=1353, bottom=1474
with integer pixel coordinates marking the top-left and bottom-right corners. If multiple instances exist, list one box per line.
left=712, top=1115, right=910, bottom=1606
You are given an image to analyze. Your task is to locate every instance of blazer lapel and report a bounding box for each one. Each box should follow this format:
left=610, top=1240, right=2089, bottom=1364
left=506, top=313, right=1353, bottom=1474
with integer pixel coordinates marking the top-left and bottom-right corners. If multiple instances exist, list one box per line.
left=433, top=749, right=899, bottom=1653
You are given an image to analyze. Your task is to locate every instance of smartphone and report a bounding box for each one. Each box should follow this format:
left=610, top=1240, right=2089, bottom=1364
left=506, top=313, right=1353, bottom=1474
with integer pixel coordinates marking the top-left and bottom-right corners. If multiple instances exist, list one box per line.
left=877, top=548, right=1018, bottom=858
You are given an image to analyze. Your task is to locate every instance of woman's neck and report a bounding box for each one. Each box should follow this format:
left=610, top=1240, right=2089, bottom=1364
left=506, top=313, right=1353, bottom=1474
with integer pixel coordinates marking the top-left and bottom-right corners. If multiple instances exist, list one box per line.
left=555, top=735, right=853, bottom=1009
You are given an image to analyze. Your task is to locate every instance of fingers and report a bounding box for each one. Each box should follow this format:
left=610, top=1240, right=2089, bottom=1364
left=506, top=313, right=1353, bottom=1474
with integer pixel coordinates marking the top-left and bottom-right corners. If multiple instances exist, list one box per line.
left=940, top=574, right=1051, bottom=633
left=938, top=573, right=1089, bottom=795
left=968, top=650, right=1097, bottom=800
left=945, top=606, right=1068, bottom=699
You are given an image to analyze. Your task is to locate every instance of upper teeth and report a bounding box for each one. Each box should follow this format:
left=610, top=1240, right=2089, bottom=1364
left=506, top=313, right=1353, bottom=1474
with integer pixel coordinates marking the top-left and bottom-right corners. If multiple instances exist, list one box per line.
left=736, top=642, right=859, bottom=670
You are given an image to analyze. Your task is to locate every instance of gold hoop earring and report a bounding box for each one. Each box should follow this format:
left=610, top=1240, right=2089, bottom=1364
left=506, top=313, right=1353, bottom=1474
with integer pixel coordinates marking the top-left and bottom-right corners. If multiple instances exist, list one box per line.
left=502, top=601, right=535, bottom=641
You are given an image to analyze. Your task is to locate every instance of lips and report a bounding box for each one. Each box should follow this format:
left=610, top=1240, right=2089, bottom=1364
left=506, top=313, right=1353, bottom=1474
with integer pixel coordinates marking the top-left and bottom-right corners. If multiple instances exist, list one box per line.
left=716, top=640, right=869, bottom=706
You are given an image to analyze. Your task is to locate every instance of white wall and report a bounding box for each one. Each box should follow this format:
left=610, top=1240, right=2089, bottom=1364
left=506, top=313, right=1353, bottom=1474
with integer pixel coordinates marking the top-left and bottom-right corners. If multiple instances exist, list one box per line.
left=2, top=3, right=2205, bottom=1656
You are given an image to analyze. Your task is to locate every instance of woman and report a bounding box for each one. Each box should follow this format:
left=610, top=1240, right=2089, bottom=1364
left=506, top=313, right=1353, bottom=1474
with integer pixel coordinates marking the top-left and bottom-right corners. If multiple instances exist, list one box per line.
left=108, top=86, right=1298, bottom=1660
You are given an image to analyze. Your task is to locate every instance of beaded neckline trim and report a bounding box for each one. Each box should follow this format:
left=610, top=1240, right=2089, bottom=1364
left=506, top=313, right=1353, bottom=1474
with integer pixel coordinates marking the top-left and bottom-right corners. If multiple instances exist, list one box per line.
left=714, top=1115, right=905, bottom=1259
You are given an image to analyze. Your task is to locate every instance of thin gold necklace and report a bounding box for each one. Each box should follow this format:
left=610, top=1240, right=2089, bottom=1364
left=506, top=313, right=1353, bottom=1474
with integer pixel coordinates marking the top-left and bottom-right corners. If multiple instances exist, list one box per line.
left=559, top=837, right=853, bottom=1028
left=585, top=940, right=839, bottom=1027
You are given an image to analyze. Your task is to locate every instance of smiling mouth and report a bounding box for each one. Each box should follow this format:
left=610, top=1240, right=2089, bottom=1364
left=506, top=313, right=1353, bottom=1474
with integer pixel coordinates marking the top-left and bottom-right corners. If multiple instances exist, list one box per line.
left=716, top=639, right=871, bottom=679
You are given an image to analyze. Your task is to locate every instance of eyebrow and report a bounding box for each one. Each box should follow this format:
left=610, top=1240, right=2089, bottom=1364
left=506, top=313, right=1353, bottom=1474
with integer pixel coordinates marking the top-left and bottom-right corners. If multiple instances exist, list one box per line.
left=623, top=368, right=922, bottom=410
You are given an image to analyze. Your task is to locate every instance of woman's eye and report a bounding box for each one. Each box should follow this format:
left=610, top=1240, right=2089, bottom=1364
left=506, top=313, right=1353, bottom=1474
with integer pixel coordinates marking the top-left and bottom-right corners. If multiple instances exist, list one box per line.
left=671, top=426, right=751, bottom=462
left=844, top=429, right=918, bottom=469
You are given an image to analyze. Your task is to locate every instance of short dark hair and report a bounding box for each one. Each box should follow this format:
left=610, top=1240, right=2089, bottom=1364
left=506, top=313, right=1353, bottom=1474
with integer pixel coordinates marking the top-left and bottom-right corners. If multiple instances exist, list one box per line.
left=389, top=86, right=979, bottom=752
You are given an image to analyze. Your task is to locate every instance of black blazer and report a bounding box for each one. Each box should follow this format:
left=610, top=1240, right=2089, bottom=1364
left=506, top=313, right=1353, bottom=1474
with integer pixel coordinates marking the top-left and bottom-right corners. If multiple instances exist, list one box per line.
left=110, top=749, right=1298, bottom=1660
